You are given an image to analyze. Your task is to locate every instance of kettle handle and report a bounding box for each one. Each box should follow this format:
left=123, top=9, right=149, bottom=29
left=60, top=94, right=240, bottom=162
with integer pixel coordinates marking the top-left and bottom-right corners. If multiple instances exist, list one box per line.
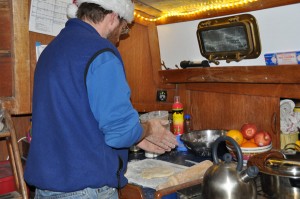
left=212, top=136, right=243, bottom=172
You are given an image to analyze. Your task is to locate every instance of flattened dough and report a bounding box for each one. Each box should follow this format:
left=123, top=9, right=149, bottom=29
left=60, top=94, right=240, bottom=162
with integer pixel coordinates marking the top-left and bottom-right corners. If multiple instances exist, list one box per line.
left=141, top=167, right=175, bottom=179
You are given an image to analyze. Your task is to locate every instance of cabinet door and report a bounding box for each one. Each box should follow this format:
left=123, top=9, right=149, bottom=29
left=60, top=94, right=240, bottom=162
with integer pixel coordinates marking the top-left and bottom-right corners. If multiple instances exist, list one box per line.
left=0, top=0, right=13, bottom=98
left=0, top=0, right=30, bottom=114
left=189, top=91, right=280, bottom=148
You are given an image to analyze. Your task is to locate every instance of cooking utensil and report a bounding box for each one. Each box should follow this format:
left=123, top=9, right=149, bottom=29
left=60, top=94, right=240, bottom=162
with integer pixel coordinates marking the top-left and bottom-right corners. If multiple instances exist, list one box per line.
left=202, top=136, right=259, bottom=199
left=248, top=150, right=300, bottom=198
left=180, top=129, right=227, bottom=156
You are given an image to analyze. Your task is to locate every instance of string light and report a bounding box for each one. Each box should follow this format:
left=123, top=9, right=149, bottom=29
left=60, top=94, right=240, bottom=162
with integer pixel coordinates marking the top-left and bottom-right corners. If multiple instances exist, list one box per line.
left=134, top=0, right=258, bottom=22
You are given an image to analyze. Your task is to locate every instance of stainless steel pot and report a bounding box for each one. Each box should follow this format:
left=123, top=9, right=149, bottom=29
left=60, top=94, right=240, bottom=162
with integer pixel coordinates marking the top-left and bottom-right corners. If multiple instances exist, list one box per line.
left=260, top=158, right=300, bottom=199
left=248, top=150, right=300, bottom=199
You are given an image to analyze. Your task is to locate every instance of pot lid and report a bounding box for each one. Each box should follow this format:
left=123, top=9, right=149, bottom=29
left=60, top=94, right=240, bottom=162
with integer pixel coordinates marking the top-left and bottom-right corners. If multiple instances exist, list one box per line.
left=247, top=150, right=300, bottom=178
left=265, top=158, right=300, bottom=177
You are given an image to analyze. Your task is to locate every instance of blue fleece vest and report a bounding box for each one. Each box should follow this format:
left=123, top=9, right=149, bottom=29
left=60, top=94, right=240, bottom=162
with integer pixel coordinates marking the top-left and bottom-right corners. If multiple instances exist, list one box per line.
left=24, top=19, right=128, bottom=192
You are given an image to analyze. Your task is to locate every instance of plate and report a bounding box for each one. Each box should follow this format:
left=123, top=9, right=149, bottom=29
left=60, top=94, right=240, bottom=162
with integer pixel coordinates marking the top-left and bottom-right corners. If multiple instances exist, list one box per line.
left=240, top=143, right=272, bottom=153
left=226, top=143, right=272, bottom=166
left=226, top=143, right=272, bottom=153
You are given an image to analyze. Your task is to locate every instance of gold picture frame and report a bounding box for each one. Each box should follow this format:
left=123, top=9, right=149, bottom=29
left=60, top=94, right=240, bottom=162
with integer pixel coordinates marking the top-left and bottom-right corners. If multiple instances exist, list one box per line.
left=197, top=14, right=261, bottom=65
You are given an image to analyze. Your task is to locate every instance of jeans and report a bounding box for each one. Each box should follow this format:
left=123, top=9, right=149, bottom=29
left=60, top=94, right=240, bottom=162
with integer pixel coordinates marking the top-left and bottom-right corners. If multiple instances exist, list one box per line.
left=34, top=186, right=119, bottom=199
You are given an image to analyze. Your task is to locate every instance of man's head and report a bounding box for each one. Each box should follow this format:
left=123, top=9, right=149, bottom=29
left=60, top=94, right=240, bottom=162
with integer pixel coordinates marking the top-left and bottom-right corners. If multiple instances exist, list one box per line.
left=67, top=0, right=133, bottom=45
left=67, top=0, right=134, bottom=23
left=107, top=18, right=129, bottom=45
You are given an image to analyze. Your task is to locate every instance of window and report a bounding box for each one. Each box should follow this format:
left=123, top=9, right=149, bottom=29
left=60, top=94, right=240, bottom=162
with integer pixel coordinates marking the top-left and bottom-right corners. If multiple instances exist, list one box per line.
left=197, top=14, right=261, bottom=65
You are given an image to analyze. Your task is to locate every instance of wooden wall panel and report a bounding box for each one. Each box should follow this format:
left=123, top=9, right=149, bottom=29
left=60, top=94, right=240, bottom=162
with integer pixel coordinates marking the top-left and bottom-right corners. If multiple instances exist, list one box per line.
left=119, top=23, right=155, bottom=104
left=29, top=32, right=55, bottom=99
left=118, top=23, right=174, bottom=112
left=189, top=91, right=280, bottom=148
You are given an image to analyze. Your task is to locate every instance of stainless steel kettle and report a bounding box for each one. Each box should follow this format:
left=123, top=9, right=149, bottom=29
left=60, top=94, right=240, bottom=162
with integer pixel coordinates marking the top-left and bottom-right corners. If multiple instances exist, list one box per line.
left=202, top=136, right=259, bottom=199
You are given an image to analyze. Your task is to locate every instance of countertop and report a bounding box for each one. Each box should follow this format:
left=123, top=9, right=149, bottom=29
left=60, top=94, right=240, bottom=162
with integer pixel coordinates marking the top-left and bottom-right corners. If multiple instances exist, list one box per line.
left=128, top=149, right=212, bottom=199
left=128, top=149, right=269, bottom=199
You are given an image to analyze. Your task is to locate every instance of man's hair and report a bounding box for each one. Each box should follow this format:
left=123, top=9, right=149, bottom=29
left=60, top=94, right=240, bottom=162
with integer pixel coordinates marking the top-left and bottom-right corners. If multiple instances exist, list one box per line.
left=76, top=2, right=113, bottom=23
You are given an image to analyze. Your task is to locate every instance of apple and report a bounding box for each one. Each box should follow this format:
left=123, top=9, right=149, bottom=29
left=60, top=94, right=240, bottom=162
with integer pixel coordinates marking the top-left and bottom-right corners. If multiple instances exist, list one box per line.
left=240, top=123, right=257, bottom=139
left=254, top=131, right=272, bottom=146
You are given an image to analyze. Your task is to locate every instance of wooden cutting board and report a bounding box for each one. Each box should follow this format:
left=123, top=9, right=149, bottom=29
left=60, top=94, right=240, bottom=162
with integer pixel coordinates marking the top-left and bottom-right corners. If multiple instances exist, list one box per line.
left=156, top=160, right=213, bottom=190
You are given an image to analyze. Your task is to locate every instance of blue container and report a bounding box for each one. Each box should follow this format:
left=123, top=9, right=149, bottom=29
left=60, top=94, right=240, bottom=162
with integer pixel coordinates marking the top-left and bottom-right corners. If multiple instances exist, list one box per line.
left=176, top=135, right=188, bottom=151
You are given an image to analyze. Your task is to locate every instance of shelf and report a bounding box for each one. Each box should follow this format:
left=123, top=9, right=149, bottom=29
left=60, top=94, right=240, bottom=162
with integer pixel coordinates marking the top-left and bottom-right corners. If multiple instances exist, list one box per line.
left=159, top=65, right=300, bottom=84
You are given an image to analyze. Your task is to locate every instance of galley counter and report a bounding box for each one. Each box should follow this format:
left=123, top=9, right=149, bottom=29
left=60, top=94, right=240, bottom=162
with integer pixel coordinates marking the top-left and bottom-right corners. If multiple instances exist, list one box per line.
left=121, top=149, right=213, bottom=199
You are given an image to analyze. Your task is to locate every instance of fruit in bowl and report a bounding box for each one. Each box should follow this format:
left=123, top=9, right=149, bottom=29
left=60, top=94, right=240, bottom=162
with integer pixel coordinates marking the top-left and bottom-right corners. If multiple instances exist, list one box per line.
left=241, top=141, right=258, bottom=148
left=226, top=129, right=244, bottom=145
left=226, top=142, right=272, bottom=165
left=226, top=123, right=272, bottom=165
left=254, top=131, right=272, bottom=146
left=241, top=123, right=257, bottom=140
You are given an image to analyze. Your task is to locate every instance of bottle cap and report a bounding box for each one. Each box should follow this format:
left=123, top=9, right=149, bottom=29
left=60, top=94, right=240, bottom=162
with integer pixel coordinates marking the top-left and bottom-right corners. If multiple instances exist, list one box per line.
left=184, top=114, right=191, bottom=119
left=172, top=96, right=183, bottom=109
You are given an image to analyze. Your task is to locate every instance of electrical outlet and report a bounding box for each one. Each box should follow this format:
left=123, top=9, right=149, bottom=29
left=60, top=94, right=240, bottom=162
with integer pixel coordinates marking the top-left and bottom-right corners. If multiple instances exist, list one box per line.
left=157, top=90, right=167, bottom=102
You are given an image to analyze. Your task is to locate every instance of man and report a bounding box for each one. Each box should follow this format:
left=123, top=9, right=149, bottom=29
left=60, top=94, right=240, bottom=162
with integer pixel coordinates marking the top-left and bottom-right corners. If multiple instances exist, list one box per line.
left=24, top=0, right=177, bottom=198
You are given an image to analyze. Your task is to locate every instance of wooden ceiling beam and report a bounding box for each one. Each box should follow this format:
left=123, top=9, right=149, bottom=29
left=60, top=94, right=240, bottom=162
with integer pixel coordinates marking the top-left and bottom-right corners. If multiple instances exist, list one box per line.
left=133, top=0, right=300, bottom=25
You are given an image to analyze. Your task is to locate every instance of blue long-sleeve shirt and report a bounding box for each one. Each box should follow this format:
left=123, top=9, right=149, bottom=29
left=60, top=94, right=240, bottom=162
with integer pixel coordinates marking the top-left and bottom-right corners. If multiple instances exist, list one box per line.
left=86, top=51, right=143, bottom=148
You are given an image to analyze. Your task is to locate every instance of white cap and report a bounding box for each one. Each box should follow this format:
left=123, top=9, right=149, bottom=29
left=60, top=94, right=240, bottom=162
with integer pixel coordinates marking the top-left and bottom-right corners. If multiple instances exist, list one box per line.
left=67, top=0, right=134, bottom=23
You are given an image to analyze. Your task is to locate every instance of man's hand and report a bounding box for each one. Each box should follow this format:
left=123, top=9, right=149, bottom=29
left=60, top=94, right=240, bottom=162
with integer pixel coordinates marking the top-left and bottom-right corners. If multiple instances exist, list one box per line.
left=141, top=119, right=178, bottom=151
left=136, top=139, right=166, bottom=154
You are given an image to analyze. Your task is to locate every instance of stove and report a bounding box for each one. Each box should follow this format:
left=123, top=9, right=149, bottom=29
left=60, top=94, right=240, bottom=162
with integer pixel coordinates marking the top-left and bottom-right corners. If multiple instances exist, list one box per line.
left=176, top=174, right=269, bottom=199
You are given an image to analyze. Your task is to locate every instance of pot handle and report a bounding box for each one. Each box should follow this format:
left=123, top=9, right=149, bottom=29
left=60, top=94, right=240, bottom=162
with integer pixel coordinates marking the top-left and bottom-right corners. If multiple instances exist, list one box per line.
left=212, top=136, right=243, bottom=172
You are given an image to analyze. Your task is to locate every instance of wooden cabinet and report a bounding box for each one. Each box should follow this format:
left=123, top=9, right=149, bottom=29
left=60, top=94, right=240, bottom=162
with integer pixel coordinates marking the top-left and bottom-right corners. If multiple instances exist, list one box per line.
left=0, top=0, right=31, bottom=114
left=188, top=90, right=279, bottom=148
left=160, top=66, right=300, bottom=149
left=0, top=0, right=13, bottom=98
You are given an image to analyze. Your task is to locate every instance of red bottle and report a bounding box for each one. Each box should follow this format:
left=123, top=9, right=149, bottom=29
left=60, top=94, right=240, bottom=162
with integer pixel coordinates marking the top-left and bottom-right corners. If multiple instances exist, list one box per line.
left=172, top=96, right=184, bottom=135
left=172, top=96, right=187, bottom=151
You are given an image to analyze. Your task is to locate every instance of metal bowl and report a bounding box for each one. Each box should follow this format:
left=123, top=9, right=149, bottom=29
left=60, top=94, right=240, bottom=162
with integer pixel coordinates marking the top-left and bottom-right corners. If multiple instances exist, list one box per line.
left=180, top=129, right=227, bottom=156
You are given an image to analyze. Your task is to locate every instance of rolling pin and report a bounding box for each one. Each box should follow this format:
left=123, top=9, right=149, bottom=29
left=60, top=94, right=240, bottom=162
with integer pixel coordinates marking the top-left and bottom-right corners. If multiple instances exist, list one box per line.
left=156, top=160, right=213, bottom=190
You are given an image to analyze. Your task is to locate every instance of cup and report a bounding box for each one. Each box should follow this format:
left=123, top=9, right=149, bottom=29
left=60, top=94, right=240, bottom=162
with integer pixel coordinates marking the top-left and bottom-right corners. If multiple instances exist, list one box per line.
left=139, top=110, right=169, bottom=158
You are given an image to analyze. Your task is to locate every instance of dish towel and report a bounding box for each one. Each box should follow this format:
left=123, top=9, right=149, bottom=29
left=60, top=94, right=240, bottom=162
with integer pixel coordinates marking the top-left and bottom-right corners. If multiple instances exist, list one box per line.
left=280, top=99, right=298, bottom=134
